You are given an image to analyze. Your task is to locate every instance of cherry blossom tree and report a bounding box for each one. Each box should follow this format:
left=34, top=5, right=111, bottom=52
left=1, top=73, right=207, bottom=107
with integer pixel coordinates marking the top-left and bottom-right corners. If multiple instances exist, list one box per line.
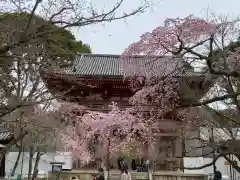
left=121, top=15, right=240, bottom=171
left=59, top=102, right=151, bottom=166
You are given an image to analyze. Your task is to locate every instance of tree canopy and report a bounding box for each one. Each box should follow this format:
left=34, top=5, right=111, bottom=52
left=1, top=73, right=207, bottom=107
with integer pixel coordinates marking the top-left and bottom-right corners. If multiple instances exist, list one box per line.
left=0, top=12, right=91, bottom=67
left=121, top=15, right=240, bottom=171
left=0, top=12, right=91, bottom=119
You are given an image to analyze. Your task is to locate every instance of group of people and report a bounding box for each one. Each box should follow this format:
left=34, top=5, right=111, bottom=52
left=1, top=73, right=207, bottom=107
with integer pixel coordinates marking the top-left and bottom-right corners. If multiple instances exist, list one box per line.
left=94, top=161, right=131, bottom=180
left=75, top=168, right=223, bottom=180
left=120, top=158, right=149, bottom=172
left=94, top=158, right=151, bottom=180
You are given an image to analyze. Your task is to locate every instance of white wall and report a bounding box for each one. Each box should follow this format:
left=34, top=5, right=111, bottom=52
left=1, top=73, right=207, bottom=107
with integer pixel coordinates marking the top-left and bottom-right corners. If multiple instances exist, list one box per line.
left=184, top=156, right=240, bottom=178
left=5, top=152, right=72, bottom=178
left=184, top=157, right=204, bottom=174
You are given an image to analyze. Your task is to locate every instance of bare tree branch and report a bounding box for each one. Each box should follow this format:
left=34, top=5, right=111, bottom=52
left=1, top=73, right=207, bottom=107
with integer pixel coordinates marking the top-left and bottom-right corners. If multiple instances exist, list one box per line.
left=181, top=92, right=240, bottom=108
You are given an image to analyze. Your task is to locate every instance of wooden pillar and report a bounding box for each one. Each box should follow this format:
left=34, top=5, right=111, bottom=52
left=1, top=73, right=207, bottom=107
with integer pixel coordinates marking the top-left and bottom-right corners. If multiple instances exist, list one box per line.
left=145, top=141, right=149, bottom=160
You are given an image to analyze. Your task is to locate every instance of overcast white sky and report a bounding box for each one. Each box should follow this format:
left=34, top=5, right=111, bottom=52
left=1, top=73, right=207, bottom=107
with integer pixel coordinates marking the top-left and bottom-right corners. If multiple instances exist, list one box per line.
left=72, top=0, right=240, bottom=55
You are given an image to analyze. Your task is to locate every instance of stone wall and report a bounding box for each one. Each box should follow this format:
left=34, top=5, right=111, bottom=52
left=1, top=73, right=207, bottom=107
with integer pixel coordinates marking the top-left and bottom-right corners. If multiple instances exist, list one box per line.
left=153, top=172, right=207, bottom=180
left=48, top=170, right=207, bottom=180
left=48, top=171, right=98, bottom=180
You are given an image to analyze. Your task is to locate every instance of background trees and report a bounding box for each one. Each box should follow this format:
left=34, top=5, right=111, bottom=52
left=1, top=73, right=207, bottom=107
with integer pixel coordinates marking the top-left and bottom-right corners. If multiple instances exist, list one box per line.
left=0, top=0, right=150, bottom=176
left=0, top=0, right=149, bottom=118
left=0, top=12, right=92, bottom=120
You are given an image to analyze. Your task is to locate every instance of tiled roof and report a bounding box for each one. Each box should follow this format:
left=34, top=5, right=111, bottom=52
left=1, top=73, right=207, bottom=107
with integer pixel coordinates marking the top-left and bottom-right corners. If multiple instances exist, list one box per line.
left=0, top=131, right=13, bottom=141
left=60, top=54, right=205, bottom=77
left=70, top=54, right=122, bottom=76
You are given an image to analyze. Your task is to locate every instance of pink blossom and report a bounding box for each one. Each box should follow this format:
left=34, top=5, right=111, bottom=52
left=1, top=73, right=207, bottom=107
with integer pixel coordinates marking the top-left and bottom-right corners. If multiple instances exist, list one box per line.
left=120, top=16, right=225, bottom=122
left=128, top=77, right=181, bottom=122
left=59, top=102, right=151, bottom=165
left=122, top=15, right=217, bottom=57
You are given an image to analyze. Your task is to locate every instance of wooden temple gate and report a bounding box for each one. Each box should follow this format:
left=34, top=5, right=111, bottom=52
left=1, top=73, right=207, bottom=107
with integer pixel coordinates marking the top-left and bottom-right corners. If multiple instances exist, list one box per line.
left=41, top=53, right=214, bottom=171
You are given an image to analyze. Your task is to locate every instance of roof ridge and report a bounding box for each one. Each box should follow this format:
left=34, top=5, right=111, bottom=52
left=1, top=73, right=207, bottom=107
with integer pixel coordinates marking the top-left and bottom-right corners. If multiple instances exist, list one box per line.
left=61, top=53, right=204, bottom=77
left=77, top=53, right=172, bottom=58
left=78, top=53, right=121, bottom=58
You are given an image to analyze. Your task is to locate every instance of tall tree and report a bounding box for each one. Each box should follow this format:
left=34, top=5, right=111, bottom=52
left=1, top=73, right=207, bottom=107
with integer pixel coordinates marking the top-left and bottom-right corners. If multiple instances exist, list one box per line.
left=0, top=0, right=149, bottom=118
left=0, top=12, right=91, bottom=67
left=121, top=15, right=240, bottom=171
left=0, top=11, right=92, bottom=174
left=0, top=12, right=92, bottom=120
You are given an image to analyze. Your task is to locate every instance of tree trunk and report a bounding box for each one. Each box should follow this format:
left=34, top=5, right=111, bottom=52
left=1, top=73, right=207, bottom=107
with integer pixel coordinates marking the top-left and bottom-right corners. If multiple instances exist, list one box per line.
left=11, top=146, right=22, bottom=176
left=11, top=119, right=24, bottom=177
left=32, top=151, right=41, bottom=180
left=107, top=138, right=110, bottom=169
left=0, top=131, right=28, bottom=164
left=28, top=147, right=34, bottom=180
left=106, top=138, right=110, bottom=180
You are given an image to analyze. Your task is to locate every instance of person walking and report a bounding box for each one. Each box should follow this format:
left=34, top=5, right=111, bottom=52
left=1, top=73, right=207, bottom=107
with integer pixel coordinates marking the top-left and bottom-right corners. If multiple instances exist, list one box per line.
left=121, top=159, right=128, bottom=173
left=145, top=160, right=150, bottom=171
left=121, top=169, right=131, bottom=180
left=213, top=171, right=222, bottom=180
left=95, top=168, right=104, bottom=180
left=131, top=159, right=136, bottom=170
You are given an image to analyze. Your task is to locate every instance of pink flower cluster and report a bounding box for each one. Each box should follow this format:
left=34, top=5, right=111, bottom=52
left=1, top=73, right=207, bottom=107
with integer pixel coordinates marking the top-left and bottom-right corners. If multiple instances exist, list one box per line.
left=122, top=15, right=217, bottom=56
left=59, top=102, right=150, bottom=165
left=129, top=77, right=180, bottom=119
